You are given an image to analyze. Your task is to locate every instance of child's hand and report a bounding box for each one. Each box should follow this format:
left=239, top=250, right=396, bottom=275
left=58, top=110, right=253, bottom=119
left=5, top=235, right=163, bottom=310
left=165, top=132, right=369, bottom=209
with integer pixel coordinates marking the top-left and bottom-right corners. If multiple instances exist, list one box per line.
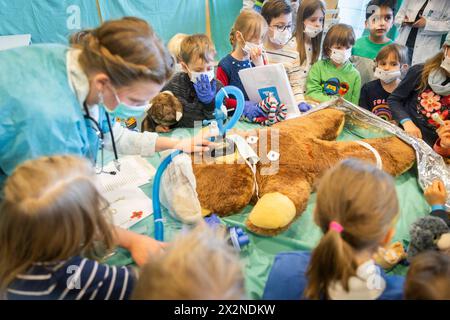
left=249, top=47, right=264, bottom=66
left=402, top=120, right=422, bottom=139
left=193, top=75, right=216, bottom=104
left=424, top=180, right=448, bottom=207
left=437, top=121, right=450, bottom=148
left=155, top=125, right=171, bottom=133
left=128, top=234, right=167, bottom=266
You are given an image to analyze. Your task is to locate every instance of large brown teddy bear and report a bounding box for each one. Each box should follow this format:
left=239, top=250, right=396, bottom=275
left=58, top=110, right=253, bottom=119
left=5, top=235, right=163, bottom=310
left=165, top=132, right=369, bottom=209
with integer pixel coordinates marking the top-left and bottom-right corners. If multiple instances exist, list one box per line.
left=192, top=108, right=416, bottom=236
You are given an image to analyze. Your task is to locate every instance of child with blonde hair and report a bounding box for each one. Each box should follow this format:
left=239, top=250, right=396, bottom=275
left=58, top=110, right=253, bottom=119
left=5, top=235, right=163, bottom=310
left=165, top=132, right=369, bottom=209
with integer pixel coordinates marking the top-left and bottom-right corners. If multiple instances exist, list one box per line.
left=263, top=159, right=404, bottom=300
left=217, top=9, right=268, bottom=102
left=306, top=24, right=361, bottom=105
left=162, top=34, right=226, bottom=128
left=167, top=33, right=188, bottom=73
left=132, top=224, right=245, bottom=300
left=0, top=155, right=165, bottom=300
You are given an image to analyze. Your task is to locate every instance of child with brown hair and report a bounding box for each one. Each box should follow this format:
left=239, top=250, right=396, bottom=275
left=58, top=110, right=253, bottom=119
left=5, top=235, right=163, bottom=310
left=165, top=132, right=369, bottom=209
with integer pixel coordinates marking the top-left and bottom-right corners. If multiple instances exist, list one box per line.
left=162, top=34, right=225, bottom=128
left=132, top=224, right=245, bottom=300
left=294, top=0, right=325, bottom=97
left=217, top=9, right=268, bottom=101
left=0, top=155, right=166, bottom=300
left=388, top=33, right=450, bottom=147
left=359, top=43, right=409, bottom=123
left=352, top=0, right=397, bottom=85
left=405, top=251, right=450, bottom=300
left=263, top=158, right=404, bottom=300
left=306, top=24, right=361, bottom=105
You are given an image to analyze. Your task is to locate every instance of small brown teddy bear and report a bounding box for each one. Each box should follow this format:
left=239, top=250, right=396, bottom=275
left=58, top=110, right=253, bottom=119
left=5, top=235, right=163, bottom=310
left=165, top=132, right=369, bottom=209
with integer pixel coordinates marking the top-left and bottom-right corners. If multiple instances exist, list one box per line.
left=141, top=91, right=183, bottom=133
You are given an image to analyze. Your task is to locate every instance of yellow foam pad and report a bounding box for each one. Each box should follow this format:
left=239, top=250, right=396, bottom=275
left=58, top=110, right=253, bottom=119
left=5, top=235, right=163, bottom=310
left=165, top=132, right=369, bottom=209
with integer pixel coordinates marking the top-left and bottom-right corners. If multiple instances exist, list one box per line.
left=248, top=192, right=296, bottom=229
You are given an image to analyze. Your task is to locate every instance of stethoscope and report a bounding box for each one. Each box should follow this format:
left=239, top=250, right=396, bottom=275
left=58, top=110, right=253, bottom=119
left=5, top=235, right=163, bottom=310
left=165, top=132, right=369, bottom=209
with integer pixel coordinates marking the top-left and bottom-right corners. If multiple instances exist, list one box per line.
left=83, top=103, right=120, bottom=175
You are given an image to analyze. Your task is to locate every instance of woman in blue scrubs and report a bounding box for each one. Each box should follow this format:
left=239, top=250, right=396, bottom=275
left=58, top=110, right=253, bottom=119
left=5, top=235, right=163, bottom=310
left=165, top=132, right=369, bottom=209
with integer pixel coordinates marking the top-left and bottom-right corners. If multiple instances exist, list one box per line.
left=0, top=17, right=212, bottom=264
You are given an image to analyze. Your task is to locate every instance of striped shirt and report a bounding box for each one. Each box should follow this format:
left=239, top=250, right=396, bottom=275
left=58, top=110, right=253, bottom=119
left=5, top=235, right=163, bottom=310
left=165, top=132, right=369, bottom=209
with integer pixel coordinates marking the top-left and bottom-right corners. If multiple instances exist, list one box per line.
left=265, top=39, right=313, bottom=103
left=7, top=256, right=135, bottom=300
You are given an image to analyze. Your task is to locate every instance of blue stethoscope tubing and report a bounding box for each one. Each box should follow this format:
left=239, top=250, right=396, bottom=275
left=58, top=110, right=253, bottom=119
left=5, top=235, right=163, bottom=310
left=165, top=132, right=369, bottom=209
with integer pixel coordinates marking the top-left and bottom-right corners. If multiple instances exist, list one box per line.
left=152, top=86, right=245, bottom=241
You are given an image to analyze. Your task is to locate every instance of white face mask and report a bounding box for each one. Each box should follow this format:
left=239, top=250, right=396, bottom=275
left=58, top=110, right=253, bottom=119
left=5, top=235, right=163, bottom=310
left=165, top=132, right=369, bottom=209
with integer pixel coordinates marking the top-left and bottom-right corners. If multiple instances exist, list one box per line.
left=270, top=28, right=292, bottom=46
left=330, top=48, right=352, bottom=65
left=189, top=69, right=215, bottom=84
left=175, top=63, right=183, bottom=73
left=441, top=54, right=450, bottom=74
left=428, top=68, right=450, bottom=96
left=304, top=24, right=323, bottom=38
left=374, top=67, right=401, bottom=84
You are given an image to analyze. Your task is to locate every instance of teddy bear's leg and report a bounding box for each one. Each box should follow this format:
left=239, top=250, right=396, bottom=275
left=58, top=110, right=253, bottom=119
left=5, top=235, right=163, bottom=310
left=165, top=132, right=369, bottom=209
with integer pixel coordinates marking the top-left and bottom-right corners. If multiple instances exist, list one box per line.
left=193, top=162, right=255, bottom=217
left=245, top=175, right=311, bottom=236
left=328, top=136, right=416, bottom=176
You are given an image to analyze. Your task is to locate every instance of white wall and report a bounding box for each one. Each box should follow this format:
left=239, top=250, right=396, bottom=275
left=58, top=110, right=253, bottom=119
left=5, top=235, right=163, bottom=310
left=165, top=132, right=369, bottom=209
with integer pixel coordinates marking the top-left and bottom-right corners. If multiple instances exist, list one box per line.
left=337, top=0, right=370, bottom=38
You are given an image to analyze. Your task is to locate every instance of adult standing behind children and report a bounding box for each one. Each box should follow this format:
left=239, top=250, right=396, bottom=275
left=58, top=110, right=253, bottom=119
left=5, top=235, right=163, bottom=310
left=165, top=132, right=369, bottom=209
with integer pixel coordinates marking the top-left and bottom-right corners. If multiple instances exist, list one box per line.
left=352, top=0, right=397, bottom=86
left=394, top=0, right=450, bottom=66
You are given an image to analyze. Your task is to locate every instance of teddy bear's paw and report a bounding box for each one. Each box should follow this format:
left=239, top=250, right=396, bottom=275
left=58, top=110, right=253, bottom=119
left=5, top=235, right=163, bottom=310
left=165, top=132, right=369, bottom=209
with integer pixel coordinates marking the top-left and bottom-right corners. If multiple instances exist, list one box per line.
left=245, top=192, right=296, bottom=235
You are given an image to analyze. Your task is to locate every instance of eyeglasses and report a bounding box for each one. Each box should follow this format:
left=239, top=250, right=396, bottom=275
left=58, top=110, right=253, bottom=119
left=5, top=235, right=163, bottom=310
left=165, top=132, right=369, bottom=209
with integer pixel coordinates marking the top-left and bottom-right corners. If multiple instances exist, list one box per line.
left=270, top=24, right=292, bottom=32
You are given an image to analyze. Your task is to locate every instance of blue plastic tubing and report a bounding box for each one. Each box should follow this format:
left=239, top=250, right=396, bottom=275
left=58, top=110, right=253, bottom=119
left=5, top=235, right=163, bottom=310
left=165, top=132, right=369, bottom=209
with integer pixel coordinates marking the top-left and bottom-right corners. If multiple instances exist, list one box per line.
left=152, top=86, right=244, bottom=241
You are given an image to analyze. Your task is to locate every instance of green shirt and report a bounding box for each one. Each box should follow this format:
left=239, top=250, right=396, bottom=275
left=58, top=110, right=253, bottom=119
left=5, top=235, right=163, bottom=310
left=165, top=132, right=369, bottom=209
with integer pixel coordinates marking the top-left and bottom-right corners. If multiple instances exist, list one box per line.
left=306, top=59, right=361, bottom=105
left=352, top=36, right=393, bottom=60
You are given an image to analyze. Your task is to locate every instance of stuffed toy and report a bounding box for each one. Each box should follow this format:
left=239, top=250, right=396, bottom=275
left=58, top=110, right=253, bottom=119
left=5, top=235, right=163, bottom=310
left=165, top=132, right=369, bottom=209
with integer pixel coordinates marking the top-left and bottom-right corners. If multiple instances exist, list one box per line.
left=141, top=91, right=183, bottom=133
left=190, top=108, right=416, bottom=236
left=242, top=93, right=288, bottom=126
left=408, top=216, right=450, bottom=261
left=374, top=241, right=408, bottom=270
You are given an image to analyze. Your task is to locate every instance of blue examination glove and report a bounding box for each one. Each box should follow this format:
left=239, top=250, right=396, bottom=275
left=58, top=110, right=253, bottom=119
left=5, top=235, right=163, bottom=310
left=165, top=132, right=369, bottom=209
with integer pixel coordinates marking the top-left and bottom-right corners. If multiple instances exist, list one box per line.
left=193, top=74, right=216, bottom=104
left=243, top=100, right=266, bottom=119
left=298, top=102, right=312, bottom=113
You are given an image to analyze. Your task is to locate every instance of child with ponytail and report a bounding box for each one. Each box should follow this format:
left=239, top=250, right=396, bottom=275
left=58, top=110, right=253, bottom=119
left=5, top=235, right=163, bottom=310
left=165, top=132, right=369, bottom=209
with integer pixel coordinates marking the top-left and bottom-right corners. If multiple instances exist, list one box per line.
left=263, top=158, right=404, bottom=300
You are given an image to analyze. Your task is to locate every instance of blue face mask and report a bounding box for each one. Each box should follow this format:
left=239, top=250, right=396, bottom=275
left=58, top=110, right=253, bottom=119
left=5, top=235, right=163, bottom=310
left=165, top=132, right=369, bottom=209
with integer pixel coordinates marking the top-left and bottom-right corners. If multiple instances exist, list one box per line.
left=101, top=86, right=149, bottom=119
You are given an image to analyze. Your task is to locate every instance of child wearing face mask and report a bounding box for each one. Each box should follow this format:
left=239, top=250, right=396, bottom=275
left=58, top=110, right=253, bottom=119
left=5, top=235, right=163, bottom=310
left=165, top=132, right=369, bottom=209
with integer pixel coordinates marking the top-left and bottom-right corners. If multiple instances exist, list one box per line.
left=261, top=0, right=302, bottom=100
left=388, top=33, right=450, bottom=147
left=217, top=10, right=268, bottom=102
left=306, top=24, right=361, bottom=105
left=352, top=0, right=397, bottom=86
left=294, top=0, right=326, bottom=98
left=161, top=34, right=225, bottom=128
left=359, top=44, right=408, bottom=124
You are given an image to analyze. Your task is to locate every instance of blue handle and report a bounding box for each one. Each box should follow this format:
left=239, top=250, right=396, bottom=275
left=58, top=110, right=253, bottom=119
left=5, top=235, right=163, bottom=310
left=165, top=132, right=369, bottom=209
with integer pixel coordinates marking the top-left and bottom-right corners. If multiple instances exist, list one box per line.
left=152, top=150, right=182, bottom=241
left=215, top=86, right=245, bottom=136
left=152, top=86, right=245, bottom=241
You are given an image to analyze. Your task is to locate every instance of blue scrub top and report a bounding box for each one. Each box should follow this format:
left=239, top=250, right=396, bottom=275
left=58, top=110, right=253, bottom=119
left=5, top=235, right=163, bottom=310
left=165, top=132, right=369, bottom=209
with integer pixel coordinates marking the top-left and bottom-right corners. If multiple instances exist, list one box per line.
left=0, top=44, right=107, bottom=189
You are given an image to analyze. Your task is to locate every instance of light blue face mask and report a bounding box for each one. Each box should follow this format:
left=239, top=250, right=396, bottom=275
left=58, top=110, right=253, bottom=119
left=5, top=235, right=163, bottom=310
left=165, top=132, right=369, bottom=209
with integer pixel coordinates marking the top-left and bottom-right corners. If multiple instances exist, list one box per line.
left=101, top=86, right=149, bottom=119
